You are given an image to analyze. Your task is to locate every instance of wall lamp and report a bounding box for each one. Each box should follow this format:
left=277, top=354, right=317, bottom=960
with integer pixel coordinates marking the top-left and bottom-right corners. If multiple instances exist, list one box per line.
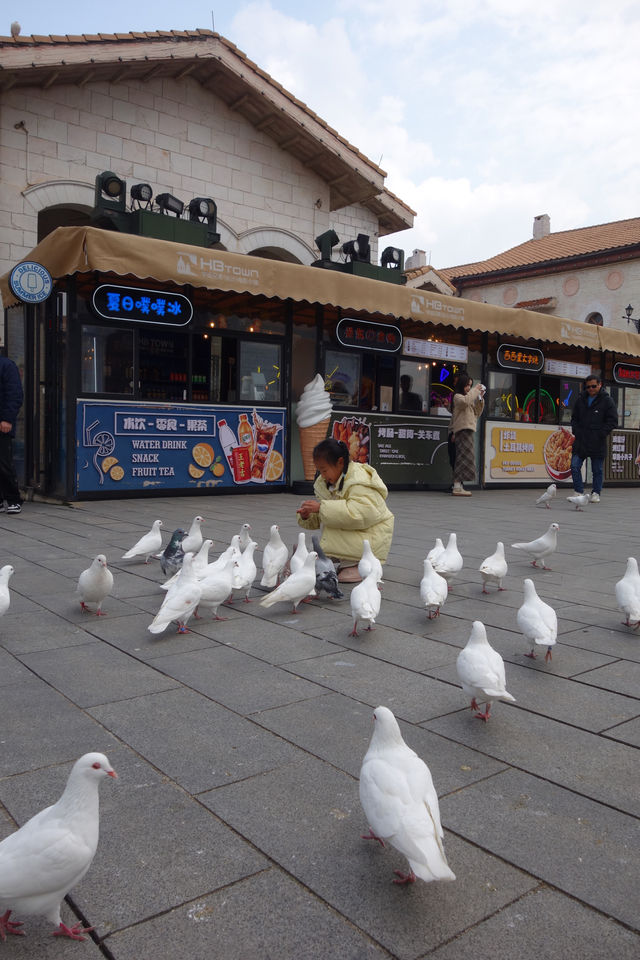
left=155, top=193, right=184, bottom=217
left=342, top=233, right=370, bottom=263
left=380, top=246, right=405, bottom=271
left=624, top=304, right=640, bottom=334
left=130, top=182, right=153, bottom=210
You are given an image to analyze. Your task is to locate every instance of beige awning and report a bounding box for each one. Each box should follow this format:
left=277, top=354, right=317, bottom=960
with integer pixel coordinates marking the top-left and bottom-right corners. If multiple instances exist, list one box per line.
left=2, top=226, right=640, bottom=357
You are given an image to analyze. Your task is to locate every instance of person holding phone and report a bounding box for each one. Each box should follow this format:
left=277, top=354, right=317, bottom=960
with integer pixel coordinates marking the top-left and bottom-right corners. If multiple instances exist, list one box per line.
left=450, top=374, right=485, bottom=497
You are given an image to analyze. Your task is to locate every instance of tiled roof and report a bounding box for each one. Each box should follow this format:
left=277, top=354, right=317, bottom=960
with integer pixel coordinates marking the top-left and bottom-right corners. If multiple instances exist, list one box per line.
left=513, top=297, right=556, bottom=310
left=0, top=28, right=217, bottom=44
left=439, top=217, right=640, bottom=281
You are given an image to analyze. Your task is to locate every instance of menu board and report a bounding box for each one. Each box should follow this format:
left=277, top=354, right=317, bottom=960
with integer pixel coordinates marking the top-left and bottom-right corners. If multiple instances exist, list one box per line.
left=403, top=338, right=468, bottom=362
left=484, top=421, right=575, bottom=484
left=76, top=400, right=286, bottom=493
left=606, top=430, right=640, bottom=482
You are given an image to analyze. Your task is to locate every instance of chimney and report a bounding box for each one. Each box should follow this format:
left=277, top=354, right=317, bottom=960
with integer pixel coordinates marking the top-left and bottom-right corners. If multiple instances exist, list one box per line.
left=533, top=214, right=550, bottom=240
left=405, top=249, right=427, bottom=270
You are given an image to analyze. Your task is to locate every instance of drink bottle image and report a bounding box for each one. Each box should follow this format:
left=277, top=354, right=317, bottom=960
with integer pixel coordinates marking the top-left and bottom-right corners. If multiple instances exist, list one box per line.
left=217, top=419, right=238, bottom=470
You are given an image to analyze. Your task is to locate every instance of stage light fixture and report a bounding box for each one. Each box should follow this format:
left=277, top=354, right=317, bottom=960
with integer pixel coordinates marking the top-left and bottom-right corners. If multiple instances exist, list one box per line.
left=315, top=229, right=340, bottom=261
left=130, top=182, right=153, bottom=210
left=155, top=193, right=184, bottom=217
left=188, top=197, right=216, bottom=222
left=380, top=246, right=405, bottom=271
left=342, top=233, right=371, bottom=263
left=94, top=171, right=126, bottom=211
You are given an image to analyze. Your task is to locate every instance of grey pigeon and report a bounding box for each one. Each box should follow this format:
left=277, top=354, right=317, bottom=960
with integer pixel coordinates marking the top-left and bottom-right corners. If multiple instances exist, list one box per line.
left=312, top=536, right=343, bottom=599
left=159, top=529, right=185, bottom=576
left=0, top=752, right=116, bottom=941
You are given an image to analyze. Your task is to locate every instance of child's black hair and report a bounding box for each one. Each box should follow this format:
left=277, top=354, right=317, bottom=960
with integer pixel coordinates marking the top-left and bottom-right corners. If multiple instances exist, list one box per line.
left=313, top=437, right=350, bottom=467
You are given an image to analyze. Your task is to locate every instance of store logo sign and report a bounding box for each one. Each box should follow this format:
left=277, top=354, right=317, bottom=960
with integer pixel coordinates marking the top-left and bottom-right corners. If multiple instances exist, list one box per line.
left=497, top=343, right=544, bottom=372
left=9, top=261, right=53, bottom=303
left=613, top=362, right=640, bottom=384
left=92, top=285, right=193, bottom=326
left=336, top=318, right=402, bottom=352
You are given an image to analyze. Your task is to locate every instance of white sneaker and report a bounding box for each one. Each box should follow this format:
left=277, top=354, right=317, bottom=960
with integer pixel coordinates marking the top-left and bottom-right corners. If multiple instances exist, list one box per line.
left=589, top=492, right=600, bottom=503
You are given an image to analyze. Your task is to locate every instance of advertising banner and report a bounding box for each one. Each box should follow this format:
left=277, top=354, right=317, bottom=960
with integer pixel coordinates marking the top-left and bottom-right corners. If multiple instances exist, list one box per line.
left=606, top=430, right=640, bottom=482
left=484, top=421, right=574, bottom=484
left=330, top=412, right=451, bottom=485
left=76, top=401, right=286, bottom=494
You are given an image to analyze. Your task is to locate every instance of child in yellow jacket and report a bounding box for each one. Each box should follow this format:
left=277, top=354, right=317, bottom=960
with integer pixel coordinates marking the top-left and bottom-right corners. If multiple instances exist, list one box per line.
left=296, top=438, right=394, bottom=582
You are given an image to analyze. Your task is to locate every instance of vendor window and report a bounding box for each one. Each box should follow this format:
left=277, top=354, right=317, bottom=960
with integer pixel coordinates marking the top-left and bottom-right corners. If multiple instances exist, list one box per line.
left=398, top=360, right=428, bottom=412
left=325, top=349, right=360, bottom=407
left=239, top=341, right=282, bottom=403
left=139, top=331, right=188, bottom=402
left=81, top=325, right=134, bottom=395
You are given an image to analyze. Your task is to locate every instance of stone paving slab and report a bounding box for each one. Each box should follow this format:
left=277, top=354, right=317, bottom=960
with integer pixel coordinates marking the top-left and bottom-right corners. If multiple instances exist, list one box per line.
left=105, top=868, right=390, bottom=960
left=427, top=659, right=640, bottom=732
left=424, top=706, right=640, bottom=817
left=604, top=715, right=640, bottom=746
left=0, top=747, right=268, bottom=938
left=0, top=610, right=97, bottom=654
left=80, top=609, right=219, bottom=659
left=202, top=754, right=537, bottom=960
left=151, top=643, right=328, bottom=714
left=0, top=646, right=32, bottom=686
left=252, top=691, right=507, bottom=789
left=88, top=686, right=307, bottom=793
left=561, top=624, right=640, bottom=663
left=16, top=641, right=180, bottom=708
left=426, top=885, right=640, bottom=960
left=284, top=650, right=461, bottom=723
left=572, top=658, right=640, bottom=699
left=0, top=679, right=118, bottom=777
left=440, top=767, right=640, bottom=931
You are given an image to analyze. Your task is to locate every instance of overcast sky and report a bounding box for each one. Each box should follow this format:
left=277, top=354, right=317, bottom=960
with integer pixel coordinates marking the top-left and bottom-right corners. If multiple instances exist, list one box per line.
left=10, top=1, right=640, bottom=268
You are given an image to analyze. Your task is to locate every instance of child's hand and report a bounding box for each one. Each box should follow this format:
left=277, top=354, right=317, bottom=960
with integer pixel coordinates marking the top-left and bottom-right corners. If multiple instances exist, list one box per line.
left=297, top=499, right=320, bottom=519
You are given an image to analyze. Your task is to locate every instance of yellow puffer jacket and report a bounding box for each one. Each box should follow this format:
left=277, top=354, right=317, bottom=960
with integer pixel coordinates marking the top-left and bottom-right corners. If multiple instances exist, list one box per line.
left=297, top=461, right=394, bottom=564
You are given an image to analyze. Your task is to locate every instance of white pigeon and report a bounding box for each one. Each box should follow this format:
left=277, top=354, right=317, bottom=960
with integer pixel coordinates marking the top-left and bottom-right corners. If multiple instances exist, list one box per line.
left=0, top=564, right=14, bottom=618
left=566, top=492, right=589, bottom=511
left=260, top=524, right=289, bottom=588
left=121, top=519, right=163, bottom=563
left=149, top=553, right=201, bottom=634
left=479, top=541, right=508, bottom=593
left=231, top=539, right=258, bottom=602
left=535, top=483, right=557, bottom=509
left=426, top=537, right=445, bottom=564
left=517, top=578, right=558, bottom=662
left=419, top=558, right=448, bottom=619
left=238, top=523, right=252, bottom=550
left=615, top=557, right=640, bottom=629
left=350, top=571, right=382, bottom=636
left=432, top=532, right=463, bottom=584
left=456, top=620, right=516, bottom=721
left=197, top=556, right=236, bottom=621
left=0, top=752, right=116, bottom=942
left=511, top=522, right=559, bottom=570
left=359, top=705, right=455, bottom=885
left=358, top=539, right=383, bottom=582
left=10, top=21, right=20, bottom=38
left=260, top=551, right=317, bottom=613
left=76, top=554, right=113, bottom=616
left=181, top=515, right=205, bottom=554
left=160, top=539, right=213, bottom=591
left=204, top=535, right=241, bottom=577
left=289, top=531, right=309, bottom=575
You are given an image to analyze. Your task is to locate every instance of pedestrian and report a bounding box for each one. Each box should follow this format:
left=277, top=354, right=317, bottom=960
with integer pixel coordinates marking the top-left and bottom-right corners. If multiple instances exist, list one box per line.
left=450, top=374, right=485, bottom=497
left=0, top=354, right=24, bottom=514
left=296, top=437, right=394, bottom=582
left=570, top=373, right=618, bottom=503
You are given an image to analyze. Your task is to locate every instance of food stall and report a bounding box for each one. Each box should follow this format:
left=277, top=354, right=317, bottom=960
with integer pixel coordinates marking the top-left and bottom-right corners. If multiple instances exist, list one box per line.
left=2, top=226, right=640, bottom=500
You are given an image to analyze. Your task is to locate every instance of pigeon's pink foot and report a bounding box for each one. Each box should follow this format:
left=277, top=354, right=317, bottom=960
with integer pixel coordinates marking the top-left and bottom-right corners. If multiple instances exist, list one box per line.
left=544, top=648, right=553, bottom=663
left=473, top=706, right=491, bottom=722
left=545, top=503, right=550, bottom=509
left=361, top=828, right=385, bottom=847
left=176, top=624, right=190, bottom=634
left=302, top=596, right=314, bottom=603
left=365, top=624, right=375, bottom=632
left=80, top=602, right=90, bottom=614
left=95, top=609, right=107, bottom=617
left=52, top=921, right=94, bottom=941
left=349, top=626, right=359, bottom=637
left=482, top=585, right=489, bottom=594
left=392, top=869, right=417, bottom=885
left=524, top=650, right=537, bottom=659
left=542, top=564, right=552, bottom=571
left=470, top=698, right=479, bottom=711
left=213, top=614, right=229, bottom=621
left=193, top=608, right=202, bottom=619
left=499, top=586, right=507, bottom=591
left=243, top=596, right=252, bottom=603
left=530, top=560, right=538, bottom=568
left=0, top=910, right=25, bottom=940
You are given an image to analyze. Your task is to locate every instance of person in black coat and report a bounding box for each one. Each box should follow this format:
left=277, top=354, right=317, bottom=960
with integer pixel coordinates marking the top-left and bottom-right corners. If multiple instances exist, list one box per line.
left=0, top=356, right=24, bottom=514
left=570, top=374, right=618, bottom=503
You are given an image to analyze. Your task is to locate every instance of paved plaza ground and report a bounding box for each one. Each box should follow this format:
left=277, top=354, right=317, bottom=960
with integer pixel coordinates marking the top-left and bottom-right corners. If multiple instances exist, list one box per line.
left=0, top=485, right=639, bottom=959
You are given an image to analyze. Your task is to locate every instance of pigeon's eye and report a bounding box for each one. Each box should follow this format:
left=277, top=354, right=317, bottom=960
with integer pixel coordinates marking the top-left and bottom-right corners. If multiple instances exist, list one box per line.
left=92, top=762, right=101, bottom=770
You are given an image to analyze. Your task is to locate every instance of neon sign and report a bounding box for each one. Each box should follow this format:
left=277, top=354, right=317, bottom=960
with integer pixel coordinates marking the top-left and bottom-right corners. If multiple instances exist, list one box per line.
left=92, top=285, right=193, bottom=326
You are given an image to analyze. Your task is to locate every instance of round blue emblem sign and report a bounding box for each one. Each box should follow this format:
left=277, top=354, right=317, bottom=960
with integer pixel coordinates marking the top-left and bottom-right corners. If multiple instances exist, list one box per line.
left=9, top=261, right=53, bottom=303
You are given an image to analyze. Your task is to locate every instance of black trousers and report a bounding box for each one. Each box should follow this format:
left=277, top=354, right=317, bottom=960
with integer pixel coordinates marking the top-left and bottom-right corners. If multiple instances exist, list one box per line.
left=0, top=434, right=21, bottom=504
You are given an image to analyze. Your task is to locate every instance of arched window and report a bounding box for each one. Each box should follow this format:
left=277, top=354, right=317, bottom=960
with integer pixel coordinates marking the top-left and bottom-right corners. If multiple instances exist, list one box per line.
left=586, top=312, right=603, bottom=326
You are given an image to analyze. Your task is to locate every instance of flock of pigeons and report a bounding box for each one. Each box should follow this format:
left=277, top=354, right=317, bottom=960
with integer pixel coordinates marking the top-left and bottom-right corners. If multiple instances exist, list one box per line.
left=1, top=488, right=640, bottom=939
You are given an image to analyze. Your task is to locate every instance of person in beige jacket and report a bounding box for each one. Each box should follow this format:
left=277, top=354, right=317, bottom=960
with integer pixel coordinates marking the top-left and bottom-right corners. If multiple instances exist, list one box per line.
left=450, top=374, right=485, bottom=496
left=296, top=438, right=394, bottom=581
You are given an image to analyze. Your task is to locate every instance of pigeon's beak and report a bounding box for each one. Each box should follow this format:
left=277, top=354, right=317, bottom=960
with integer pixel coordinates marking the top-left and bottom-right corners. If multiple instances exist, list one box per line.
left=107, top=769, right=118, bottom=779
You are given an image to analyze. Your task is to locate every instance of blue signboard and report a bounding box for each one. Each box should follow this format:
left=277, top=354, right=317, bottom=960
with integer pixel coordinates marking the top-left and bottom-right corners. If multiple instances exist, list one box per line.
left=76, top=401, right=286, bottom=493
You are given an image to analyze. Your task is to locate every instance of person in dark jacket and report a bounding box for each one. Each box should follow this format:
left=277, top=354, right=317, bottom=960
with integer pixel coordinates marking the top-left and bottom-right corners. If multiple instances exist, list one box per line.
left=570, top=374, right=618, bottom=503
left=0, top=356, right=24, bottom=514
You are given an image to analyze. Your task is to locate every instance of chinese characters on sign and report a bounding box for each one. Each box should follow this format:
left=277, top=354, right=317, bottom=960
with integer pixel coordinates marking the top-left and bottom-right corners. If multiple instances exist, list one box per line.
left=545, top=359, right=591, bottom=379
left=606, top=430, right=640, bottom=481
left=485, top=422, right=573, bottom=482
left=403, top=338, right=468, bottom=363
left=336, top=318, right=402, bottom=353
left=497, top=344, right=544, bottom=372
left=92, top=285, right=193, bottom=326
